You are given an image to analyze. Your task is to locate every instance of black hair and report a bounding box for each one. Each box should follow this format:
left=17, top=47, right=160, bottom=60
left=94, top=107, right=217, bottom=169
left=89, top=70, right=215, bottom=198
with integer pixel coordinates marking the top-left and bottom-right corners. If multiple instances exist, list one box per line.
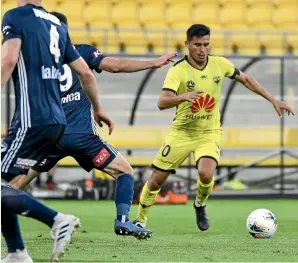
left=186, top=24, right=210, bottom=41
left=50, top=11, right=68, bottom=25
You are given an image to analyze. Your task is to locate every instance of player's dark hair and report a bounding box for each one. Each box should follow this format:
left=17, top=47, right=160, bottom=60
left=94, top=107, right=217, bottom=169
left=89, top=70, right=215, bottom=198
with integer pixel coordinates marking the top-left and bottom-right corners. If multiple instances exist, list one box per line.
left=187, top=24, right=210, bottom=41
left=50, top=12, right=68, bottom=26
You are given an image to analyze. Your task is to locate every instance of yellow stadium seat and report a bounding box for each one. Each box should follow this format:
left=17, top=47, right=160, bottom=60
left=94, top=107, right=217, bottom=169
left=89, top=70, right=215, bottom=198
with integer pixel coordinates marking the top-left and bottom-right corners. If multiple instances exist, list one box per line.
left=246, top=0, right=273, bottom=7
left=227, top=34, right=260, bottom=55
left=111, top=0, right=139, bottom=28
left=219, top=2, right=248, bottom=29
left=139, top=2, right=167, bottom=29
left=144, top=31, right=169, bottom=54
left=84, top=0, right=113, bottom=28
left=89, top=30, right=109, bottom=50
left=169, top=31, right=188, bottom=53
left=42, top=1, right=59, bottom=12
left=2, top=0, right=17, bottom=15
left=166, top=2, right=192, bottom=29
left=114, top=31, right=148, bottom=54
left=191, top=3, right=221, bottom=30
left=272, top=7, right=298, bottom=29
left=55, top=0, right=86, bottom=27
left=273, top=0, right=297, bottom=8
left=69, top=30, right=92, bottom=45
left=246, top=3, right=274, bottom=29
left=287, top=34, right=298, bottom=55
left=258, top=34, right=285, bottom=55
left=210, top=33, right=226, bottom=55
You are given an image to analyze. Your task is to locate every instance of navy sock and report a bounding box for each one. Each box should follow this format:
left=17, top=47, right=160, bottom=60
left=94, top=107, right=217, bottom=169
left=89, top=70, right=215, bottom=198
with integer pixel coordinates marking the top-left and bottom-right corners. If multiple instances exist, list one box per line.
left=114, top=173, right=134, bottom=222
left=1, top=207, right=25, bottom=253
left=1, top=185, right=57, bottom=228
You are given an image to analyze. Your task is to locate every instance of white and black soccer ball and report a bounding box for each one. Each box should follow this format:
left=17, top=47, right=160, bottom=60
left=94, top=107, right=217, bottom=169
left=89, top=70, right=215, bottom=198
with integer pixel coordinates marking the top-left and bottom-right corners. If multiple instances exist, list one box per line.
left=246, top=208, right=278, bottom=238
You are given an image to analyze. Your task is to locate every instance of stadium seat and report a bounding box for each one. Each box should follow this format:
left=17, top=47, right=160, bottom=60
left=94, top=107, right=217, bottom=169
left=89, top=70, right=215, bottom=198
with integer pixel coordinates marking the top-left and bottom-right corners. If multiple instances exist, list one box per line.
left=169, top=31, right=188, bottom=54
left=2, top=0, right=18, bottom=15
left=273, top=0, right=297, bottom=8
left=42, top=0, right=58, bottom=11
left=111, top=0, right=140, bottom=29
left=219, top=2, right=248, bottom=29
left=69, top=30, right=92, bottom=45
left=113, top=31, right=148, bottom=54
left=246, top=3, right=274, bottom=29
left=210, top=33, right=226, bottom=55
left=139, top=2, right=167, bottom=30
left=55, top=0, right=86, bottom=28
left=286, top=34, right=298, bottom=55
left=227, top=34, right=260, bottom=55
left=84, top=0, right=113, bottom=28
left=144, top=31, right=170, bottom=54
left=272, top=7, right=298, bottom=30
left=191, top=2, right=221, bottom=30
left=258, top=34, right=285, bottom=55
left=166, top=2, right=193, bottom=30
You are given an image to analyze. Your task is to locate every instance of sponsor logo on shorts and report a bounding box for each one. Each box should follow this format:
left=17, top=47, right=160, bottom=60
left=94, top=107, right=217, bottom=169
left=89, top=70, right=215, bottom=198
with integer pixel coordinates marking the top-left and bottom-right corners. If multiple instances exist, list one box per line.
left=14, top=158, right=37, bottom=169
left=93, top=148, right=111, bottom=167
left=191, top=94, right=215, bottom=113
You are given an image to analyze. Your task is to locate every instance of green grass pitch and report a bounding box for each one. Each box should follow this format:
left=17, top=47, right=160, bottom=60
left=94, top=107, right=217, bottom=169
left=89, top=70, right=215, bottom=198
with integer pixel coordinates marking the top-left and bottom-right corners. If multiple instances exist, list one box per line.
left=1, top=200, right=298, bottom=262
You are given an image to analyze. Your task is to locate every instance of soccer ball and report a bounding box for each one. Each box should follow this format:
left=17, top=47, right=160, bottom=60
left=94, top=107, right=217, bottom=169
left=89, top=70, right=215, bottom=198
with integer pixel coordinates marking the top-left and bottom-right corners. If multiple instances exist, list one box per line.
left=246, top=209, right=278, bottom=238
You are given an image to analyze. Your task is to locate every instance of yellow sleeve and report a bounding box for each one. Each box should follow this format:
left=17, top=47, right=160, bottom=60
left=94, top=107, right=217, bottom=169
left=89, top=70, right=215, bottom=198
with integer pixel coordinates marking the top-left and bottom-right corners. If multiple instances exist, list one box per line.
left=162, top=66, right=182, bottom=93
left=218, top=57, right=236, bottom=78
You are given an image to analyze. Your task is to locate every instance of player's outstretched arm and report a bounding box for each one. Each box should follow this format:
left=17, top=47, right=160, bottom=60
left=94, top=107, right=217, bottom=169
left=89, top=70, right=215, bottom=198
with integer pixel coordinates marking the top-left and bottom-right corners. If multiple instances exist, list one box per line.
left=1, top=38, right=21, bottom=87
left=99, top=52, right=177, bottom=73
left=235, top=72, right=295, bottom=117
left=158, top=90, right=203, bottom=110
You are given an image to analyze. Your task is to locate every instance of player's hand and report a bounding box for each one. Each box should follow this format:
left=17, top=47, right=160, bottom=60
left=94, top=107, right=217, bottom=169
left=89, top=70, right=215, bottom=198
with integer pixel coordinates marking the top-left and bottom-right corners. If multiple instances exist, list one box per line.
left=183, top=91, right=204, bottom=103
left=272, top=99, right=295, bottom=117
left=93, top=110, right=115, bottom=135
left=153, top=52, right=178, bottom=68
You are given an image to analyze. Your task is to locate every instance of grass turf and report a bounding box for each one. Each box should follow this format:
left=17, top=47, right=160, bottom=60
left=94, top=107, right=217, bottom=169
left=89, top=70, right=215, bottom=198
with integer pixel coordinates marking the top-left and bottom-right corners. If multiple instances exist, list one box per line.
left=1, top=200, right=298, bottom=262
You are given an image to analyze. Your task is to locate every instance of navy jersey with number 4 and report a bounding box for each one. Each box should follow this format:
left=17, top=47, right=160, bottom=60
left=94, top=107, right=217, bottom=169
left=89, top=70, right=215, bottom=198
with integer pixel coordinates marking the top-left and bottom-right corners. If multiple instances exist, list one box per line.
left=2, top=4, right=80, bottom=129
left=60, top=44, right=105, bottom=134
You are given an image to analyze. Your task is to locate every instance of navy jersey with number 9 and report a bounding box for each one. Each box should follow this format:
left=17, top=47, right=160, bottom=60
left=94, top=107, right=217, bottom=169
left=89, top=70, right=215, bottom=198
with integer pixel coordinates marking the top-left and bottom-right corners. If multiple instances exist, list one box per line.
left=2, top=4, right=80, bottom=130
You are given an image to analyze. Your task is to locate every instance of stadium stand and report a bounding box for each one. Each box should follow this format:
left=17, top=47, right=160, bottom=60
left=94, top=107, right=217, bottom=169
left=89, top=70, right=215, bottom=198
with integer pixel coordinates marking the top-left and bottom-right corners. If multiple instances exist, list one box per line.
left=2, top=0, right=297, bottom=55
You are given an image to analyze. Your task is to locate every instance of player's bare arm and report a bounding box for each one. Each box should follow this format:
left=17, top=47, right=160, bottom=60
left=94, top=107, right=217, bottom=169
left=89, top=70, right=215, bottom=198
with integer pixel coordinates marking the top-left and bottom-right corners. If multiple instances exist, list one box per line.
left=1, top=38, right=21, bottom=87
left=158, top=90, right=203, bottom=110
left=234, top=72, right=295, bottom=117
left=99, top=52, right=177, bottom=73
left=69, top=57, right=115, bottom=134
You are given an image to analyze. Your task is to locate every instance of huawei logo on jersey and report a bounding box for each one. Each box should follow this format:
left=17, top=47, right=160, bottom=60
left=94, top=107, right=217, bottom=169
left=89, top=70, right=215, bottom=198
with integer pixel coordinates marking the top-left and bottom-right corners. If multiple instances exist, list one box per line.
left=191, top=94, right=215, bottom=113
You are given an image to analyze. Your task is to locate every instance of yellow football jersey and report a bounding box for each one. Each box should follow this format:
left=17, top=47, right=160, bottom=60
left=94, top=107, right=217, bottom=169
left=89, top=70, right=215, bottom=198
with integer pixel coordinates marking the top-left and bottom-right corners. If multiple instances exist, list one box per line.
left=163, top=55, right=236, bottom=133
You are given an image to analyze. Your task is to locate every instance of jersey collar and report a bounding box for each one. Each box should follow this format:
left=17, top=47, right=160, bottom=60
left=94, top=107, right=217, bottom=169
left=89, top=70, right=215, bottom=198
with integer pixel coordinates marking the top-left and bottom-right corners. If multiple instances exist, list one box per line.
left=185, top=55, right=209, bottom=71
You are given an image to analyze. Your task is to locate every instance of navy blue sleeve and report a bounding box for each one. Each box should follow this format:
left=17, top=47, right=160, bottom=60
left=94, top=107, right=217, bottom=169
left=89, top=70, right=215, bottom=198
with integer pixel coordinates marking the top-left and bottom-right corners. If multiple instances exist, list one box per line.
left=76, top=44, right=106, bottom=73
left=2, top=10, right=22, bottom=43
left=64, top=33, right=80, bottom=64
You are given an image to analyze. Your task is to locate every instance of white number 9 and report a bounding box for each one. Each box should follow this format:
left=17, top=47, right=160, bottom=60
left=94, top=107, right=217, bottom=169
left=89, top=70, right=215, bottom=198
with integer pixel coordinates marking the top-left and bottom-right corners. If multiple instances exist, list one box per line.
left=60, top=65, right=73, bottom=92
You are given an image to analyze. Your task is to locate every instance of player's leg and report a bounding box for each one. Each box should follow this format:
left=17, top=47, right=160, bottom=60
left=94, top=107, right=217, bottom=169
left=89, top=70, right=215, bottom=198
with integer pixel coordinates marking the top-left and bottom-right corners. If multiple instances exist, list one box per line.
left=45, top=165, right=57, bottom=190
left=193, top=132, right=221, bottom=231
left=134, top=168, right=170, bottom=227
left=1, top=206, right=32, bottom=263
left=1, top=126, right=79, bottom=261
left=135, top=133, right=191, bottom=227
left=68, top=134, right=152, bottom=239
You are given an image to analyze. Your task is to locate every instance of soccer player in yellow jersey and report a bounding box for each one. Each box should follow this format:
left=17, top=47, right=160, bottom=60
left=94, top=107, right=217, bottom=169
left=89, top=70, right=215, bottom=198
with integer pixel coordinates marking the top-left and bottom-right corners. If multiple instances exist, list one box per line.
left=133, top=24, right=295, bottom=231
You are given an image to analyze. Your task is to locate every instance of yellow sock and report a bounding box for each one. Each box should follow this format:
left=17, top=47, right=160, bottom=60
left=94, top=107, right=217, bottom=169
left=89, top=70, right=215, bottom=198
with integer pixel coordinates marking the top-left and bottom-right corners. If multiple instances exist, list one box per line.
left=137, top=182, right=160, bottom=223
left=196, top=177, right=214, bottom=205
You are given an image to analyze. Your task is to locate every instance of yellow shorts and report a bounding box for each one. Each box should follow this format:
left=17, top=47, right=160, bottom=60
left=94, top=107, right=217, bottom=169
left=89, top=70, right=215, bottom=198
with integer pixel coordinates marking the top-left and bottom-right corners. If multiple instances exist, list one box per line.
left=152, top=130, right=221, bottom=173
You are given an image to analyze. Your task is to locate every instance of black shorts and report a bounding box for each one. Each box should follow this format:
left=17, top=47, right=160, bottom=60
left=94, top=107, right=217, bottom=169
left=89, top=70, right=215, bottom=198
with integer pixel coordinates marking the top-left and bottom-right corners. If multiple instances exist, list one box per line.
left=35, top=133, right=118, bottom=173
left=1, top=124, right=65, bottom=181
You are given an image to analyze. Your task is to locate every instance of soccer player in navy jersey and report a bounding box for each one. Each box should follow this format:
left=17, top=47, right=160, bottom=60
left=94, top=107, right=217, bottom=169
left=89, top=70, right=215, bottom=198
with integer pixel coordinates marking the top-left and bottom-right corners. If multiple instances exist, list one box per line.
left=11, top=11, right=176, bottom=242
left=1, top=1, right=113, bottom=262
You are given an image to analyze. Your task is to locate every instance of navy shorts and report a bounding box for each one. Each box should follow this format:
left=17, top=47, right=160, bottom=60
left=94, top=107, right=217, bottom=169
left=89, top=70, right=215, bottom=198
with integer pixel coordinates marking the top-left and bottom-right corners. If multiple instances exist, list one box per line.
left=1, top=124, right=65, bottom=181
left=35, top=133, right=118, bottom=173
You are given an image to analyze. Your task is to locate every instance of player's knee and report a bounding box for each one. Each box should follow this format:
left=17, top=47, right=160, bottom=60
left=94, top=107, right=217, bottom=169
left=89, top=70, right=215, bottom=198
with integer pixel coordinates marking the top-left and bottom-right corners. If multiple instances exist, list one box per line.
left=198, top=168, right=213, bottom=184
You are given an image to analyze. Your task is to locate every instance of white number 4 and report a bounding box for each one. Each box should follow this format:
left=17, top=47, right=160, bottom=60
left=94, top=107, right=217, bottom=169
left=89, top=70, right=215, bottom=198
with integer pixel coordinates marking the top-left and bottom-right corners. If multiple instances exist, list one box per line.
left=50, top=25, right=61, bottom=63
